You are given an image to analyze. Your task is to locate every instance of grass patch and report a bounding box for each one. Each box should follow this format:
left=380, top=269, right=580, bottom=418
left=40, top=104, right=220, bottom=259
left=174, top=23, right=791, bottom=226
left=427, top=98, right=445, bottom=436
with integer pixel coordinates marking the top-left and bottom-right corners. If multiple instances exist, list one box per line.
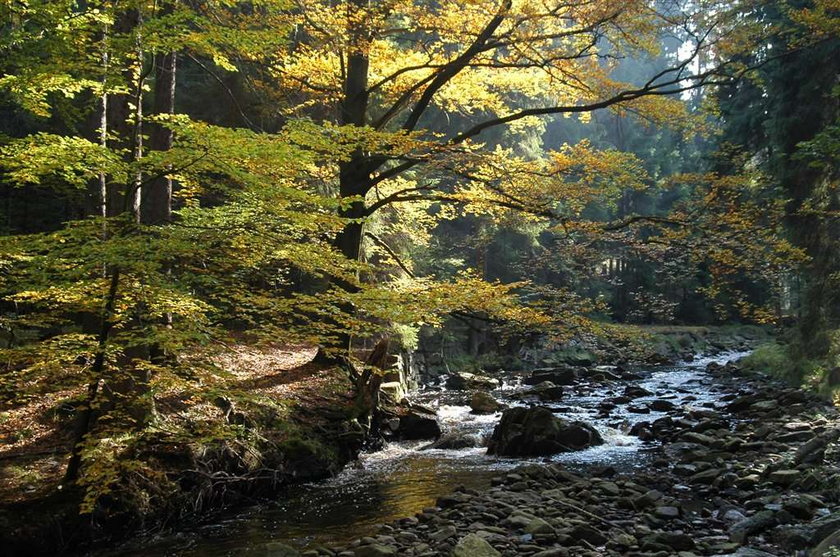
left=741, top=343, right=799, bottom=379
left=742, top=336, right=840, bottom=399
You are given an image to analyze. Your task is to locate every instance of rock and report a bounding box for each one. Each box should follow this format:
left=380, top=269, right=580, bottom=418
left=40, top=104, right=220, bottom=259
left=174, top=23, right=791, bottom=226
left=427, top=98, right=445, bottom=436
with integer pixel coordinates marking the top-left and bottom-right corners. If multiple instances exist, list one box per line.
left=531, top=381, right=565, bottom=401
left=642, top=532, right=695, bottom=551
left=634, top=489, right=664, bottom=509
left=379, top=381, right=405, bottom=401
left=597, top=481, right=621, bottom=496
left=729, top=510, right=777, bottom=543
left=524, top=367, right=578, bottom=386
left=525, top=517, right=554, bottom=535
left=689, top=468, right=722, bottom=485
left=768, top=469, right=801, bottom=487
left=446, top=372, right=500, bottom=390
left=569, top=524, right=608, bottom=546
left=811, top=529, right=840, bottom=557
left=794, top=427, right=840, bottom=465
left=720, top=549, right=779, bottom=557
left=487, top=407, right=604, bottom=456
left=783, top=496, right=817, bottom=520
left=353, top=544, right=396, bottom=557
left=429, top=525, right=457, bottom=543
left=611, top=533, right=637, bottom=547
left=452, top=534, right=501, bottom=557
left=750, top=400, right=779, bottom=412
left=650, top=399, right=677, bottom=412
left=721, top=509, right=747, bottom=523
left=727, top=395, right=758, bottom=413
left=624, top=385, right=654, bottom=399
left=531, top=550, right=569, bottom=557
left=504, top=513, right=534, bottom=529
left=775, top=430, right=814, bottom=443
left=654, top=506, right=680, bottom=519
left=681, top=432, right=717, bottom=446
left=470, top=391, right=504, bottom=414
left=398, top=410, right=441, bottom=440
left=735, top=474, right=760, bottom=489
left=265, top=542, right=301, bottom=556
left=423, top=432, right=482, bottom=450
left=809, top=512, right=840, bottom=544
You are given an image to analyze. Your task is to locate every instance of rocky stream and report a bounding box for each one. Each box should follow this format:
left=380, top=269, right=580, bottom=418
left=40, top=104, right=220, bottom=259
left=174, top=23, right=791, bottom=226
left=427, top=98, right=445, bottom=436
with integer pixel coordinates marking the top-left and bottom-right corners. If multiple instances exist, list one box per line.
left=102, top=350, right=840, bottom=557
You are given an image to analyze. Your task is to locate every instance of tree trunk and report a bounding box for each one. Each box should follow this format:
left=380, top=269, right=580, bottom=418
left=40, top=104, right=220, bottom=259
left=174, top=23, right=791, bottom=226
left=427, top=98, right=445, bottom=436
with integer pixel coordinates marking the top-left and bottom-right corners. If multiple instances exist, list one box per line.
left=324, top=5, right=372, bottom=356
left=64, top=269, right=121, bottom=484
left=65, top=10, right=154, bottom=484
left=143, top=50, right=176, bottom=226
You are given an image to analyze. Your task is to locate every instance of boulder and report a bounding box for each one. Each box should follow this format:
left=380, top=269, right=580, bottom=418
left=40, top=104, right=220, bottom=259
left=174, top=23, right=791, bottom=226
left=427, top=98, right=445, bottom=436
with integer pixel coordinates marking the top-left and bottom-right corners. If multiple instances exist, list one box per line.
left=397, top=410, right=441, bottom=440
left=487, top=407, right=603, bottom=456
left=523, top=366, right=578, bottom=386
left=422, top=432, right=483, bottom=450
left=446, top=372, right=500, bottom=390
left=470, top=391, right=504, bottom=414
left=452, top=533, right=501, bottom=557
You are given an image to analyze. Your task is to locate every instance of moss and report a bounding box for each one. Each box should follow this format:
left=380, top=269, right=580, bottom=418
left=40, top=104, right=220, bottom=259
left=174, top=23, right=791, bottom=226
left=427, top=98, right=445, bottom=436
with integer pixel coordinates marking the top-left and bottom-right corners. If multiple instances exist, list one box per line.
left=277, top=436, right=336, bottom=463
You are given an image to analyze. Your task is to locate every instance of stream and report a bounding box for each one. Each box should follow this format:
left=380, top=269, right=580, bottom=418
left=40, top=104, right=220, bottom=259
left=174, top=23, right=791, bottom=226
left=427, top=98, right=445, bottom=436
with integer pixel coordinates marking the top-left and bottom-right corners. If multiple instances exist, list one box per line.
left=104, top=351, right=750, bottom=556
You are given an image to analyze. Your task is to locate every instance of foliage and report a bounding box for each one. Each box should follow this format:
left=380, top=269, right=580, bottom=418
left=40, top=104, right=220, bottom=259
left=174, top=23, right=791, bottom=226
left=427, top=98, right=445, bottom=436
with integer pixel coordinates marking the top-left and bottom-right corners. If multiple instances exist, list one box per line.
left=0, top=0, right=833, bottom=521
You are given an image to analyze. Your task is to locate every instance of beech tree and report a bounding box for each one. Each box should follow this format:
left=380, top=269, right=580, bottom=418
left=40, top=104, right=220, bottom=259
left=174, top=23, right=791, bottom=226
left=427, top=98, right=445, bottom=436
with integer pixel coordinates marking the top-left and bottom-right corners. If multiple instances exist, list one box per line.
left=265, top=0, right=754, bottom=256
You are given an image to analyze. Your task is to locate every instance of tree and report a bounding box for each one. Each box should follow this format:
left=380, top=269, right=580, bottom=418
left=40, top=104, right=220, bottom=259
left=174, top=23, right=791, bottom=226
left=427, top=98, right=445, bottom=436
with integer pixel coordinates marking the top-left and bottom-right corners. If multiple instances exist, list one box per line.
left=254, top=0, right=790, bottom=353
left=716, top=0, right=840, bottom=362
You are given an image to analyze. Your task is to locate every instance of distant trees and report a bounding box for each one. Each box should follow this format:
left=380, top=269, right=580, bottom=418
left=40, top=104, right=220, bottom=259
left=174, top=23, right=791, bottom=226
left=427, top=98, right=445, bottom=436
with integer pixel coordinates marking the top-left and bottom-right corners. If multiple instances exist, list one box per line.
left=716, top=0, right=839, bottom=363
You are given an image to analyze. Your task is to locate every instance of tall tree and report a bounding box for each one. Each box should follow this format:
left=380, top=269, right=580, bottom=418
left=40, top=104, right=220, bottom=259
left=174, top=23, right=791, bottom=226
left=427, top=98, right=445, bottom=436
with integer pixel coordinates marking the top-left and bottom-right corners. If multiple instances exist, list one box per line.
left=717, top=0, right=840, bottom=359
left=256, top=0, right=775, bottom=354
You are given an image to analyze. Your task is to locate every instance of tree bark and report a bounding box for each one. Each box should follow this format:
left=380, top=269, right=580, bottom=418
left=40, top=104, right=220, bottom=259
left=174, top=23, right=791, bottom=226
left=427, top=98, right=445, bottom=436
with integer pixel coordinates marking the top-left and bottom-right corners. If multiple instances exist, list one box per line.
left=64, top=269, right=121, bottom=484
left=323, top=2, right=373, bottom=356
left=142, top=50, right=176, bottom=225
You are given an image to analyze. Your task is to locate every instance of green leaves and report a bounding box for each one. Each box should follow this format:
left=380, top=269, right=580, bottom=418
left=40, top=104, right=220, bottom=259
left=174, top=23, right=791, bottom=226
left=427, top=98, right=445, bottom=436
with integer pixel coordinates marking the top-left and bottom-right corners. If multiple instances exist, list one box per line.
left=0, top=133, right=122, bottom=189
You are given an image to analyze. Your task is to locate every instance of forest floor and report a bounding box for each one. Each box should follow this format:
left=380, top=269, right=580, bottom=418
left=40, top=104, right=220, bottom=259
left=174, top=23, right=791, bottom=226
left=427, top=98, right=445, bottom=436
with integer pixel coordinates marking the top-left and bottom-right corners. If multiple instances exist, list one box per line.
left=0, top=345, right=326, bottom=502
left=0, top=346, right=331, bottom=501
left=0, top=343, right=361, bottom=555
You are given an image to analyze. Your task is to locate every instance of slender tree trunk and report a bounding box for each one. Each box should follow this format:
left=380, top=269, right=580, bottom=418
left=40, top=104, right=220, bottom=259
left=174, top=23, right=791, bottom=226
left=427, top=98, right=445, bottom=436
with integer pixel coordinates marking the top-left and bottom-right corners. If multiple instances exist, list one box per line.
left=65, top=10, right=153, bottom=484
left=143, top=52, right=176, bottom=225
left=144, top=50, right=177, bottom=370
left=64, top=269, right=121, bottom=484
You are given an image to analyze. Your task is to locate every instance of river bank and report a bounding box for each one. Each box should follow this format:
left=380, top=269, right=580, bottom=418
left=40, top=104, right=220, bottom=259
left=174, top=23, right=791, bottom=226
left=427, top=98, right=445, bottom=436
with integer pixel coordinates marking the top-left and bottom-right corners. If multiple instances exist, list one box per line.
left=0, top=346, right=366, bottom=556
left=316, top=357, right=840, bottom=557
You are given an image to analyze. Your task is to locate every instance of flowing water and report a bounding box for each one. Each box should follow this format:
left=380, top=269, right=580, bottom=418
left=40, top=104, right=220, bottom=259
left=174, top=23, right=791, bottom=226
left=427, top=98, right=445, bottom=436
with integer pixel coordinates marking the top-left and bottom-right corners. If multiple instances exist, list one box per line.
left=104, top=351, right=749, bottom=556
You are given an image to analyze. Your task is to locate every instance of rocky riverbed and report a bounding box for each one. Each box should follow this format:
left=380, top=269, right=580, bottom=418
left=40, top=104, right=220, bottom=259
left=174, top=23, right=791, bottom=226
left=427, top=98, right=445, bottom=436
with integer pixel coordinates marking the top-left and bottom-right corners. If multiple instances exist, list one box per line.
left=300, top=358, right=840, bottom=557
